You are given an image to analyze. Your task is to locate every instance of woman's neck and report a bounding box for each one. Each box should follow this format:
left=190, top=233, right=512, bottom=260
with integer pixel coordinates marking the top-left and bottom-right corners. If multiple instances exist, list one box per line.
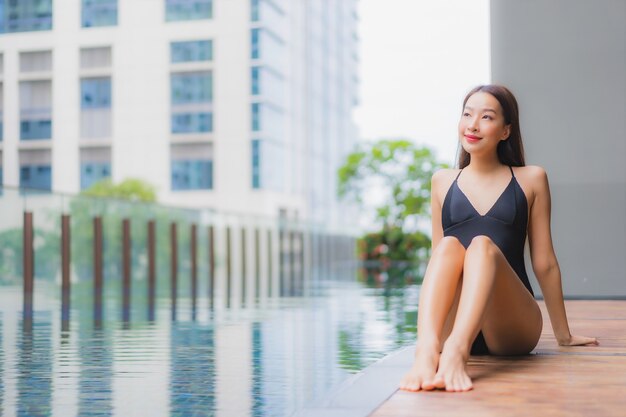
left=465, top=154, right=505, bottom=175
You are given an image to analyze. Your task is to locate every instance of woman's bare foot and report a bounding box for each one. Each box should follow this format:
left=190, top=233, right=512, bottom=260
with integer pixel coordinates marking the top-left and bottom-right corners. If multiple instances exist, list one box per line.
left=432, top=340, right=472, bottom=392
left=399, top=342, right=440, bottom=391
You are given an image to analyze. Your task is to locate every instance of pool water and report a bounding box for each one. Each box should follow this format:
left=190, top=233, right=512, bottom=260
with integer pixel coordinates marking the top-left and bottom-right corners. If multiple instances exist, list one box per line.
left=0, top=275, right=420, bottom=417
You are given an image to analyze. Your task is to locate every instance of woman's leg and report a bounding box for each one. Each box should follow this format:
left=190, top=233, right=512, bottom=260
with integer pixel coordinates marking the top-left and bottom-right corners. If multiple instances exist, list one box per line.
left=433, top=235, right=543, bottom=392
left=399, top=236, right=466, bottom=391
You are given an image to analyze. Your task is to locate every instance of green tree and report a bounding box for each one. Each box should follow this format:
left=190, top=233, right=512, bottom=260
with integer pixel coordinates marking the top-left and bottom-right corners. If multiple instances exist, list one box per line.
left=82, top=178, right=157, bottom=202
left=338, top=139, right=449, bottom=264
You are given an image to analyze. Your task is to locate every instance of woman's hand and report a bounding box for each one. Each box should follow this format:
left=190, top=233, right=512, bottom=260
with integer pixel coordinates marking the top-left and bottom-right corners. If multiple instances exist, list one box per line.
left=557, top=334, right=599, bottom=347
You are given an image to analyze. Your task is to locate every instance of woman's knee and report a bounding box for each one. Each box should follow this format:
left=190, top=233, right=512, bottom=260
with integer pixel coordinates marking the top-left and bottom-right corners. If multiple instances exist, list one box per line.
left=467, top=235, right=497, bottom=256
left=437, top=236, right=465, bottom=256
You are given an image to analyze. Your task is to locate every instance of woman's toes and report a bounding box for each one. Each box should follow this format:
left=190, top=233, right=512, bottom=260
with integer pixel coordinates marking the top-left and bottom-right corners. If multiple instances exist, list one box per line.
left=408, top=380, right=421, bottom=391
left=433, top=374, right=445, bottom=389
left=421, top=378, right=436, bottom=390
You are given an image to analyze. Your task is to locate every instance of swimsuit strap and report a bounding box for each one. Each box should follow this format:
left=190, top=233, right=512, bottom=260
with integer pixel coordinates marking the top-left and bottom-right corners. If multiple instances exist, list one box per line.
left=457, top=165, right=514, bottom=181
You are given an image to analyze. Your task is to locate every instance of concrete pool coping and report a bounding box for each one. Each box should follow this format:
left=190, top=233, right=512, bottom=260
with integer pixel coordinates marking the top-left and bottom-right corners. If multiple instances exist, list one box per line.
left=292, top=344, right=415, bottom=417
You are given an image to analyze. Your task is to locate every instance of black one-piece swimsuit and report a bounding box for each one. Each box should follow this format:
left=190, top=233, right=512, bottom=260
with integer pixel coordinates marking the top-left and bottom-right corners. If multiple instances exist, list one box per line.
left=441, top=165, right=534, bottom=355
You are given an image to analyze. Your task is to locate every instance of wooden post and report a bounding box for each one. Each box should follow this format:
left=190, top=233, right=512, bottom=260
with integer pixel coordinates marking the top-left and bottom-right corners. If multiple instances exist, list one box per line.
left=23, top=211, right=34, bottom=324
left=122, top=219, right=131, bottom=323
left=241, top=227, right=246, bottom=306
left=61, top=214, right=71, bottom=330
left=93, top=216, right=103, bottom=327
left=190, top=223, right=197, bottom=319
left=226, top=226, right=231, bottom=308
left=170, top=222, right=178, bottom=320
left=208, top=225, right=215, bottom=308
left=147, top=220, right=156, bottom=321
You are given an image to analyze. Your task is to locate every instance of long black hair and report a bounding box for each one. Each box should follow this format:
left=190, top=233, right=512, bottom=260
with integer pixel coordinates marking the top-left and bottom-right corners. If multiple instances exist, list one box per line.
left=456, top=84, right=526, bottom=169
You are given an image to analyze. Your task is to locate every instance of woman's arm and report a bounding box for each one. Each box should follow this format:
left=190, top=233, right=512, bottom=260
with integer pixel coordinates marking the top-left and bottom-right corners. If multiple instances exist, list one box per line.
left=527, top=166, right=598, bottom=346
left=430, top=169, right=446, bottom=253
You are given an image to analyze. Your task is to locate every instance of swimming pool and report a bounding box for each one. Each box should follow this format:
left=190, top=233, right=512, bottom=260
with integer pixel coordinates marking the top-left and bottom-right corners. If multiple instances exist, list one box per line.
left=0, top=272, right=420, bottom=417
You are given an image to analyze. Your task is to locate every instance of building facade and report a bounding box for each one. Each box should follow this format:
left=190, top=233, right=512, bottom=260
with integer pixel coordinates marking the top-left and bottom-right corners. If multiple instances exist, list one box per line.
left=0, top=0, right=361, bottom=229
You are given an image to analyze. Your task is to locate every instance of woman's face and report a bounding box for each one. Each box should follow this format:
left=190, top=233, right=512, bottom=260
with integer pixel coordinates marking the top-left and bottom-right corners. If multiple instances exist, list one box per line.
left=458, top=91, right=511, bottom=155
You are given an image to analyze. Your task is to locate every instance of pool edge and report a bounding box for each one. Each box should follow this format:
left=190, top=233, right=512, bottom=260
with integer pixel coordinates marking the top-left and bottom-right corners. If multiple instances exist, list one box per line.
left=292, top=345, right=415, bottom=417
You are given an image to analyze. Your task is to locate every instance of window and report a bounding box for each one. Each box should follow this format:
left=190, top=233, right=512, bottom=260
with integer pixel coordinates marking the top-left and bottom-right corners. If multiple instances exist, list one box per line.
left=0, top=82, right=3, bottom=142
left=81, top=78, right=111, bottom=108
left=250, top=0, right=284, bottom=27
left=82, top=0, right=118, bottom=27
left=251, top=67, right=260, bottom=95
left=80, top=49, right=112, bottom=139
left=81, top=77, right=112, bottom=138
left=80, top=147, right=111, bottom=189
left=171, top=40, right=213, bottom=63
left=81, top=162, right=111, bottom=189
left=165, top=0, right=212, bottom=22
left=250, top=102, right=283, bottom=139
left=171, top=160, right=213, bottom=190
left=252, top=139, right=260, bottom=188
left=171, top=72, right=212, bottom=103
left=250, top=0, right=259, bottom=21
left=20, top=165, right=52, bottom=191
left=250, top=65, right=284, bottom=105
left=0, top=0, right=53, bottom=33
left=170, top=71, right=213, bottom=134
left=251, top=139, right=284, bottom=191
left=171, top=113, right=212, bottom=134
left=251, top=103, right=260, bottom=131
left=250, top=27, right=285, bottom=67
left=171, top=143, right=213, bottom=190
left=20, top=81, right=52, bottom=141
left=251, top=28, right=260, bottom=59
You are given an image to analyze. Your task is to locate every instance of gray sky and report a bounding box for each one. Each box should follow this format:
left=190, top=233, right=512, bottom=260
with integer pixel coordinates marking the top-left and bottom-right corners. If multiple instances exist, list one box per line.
left=353, top=0, right=491, bottom=167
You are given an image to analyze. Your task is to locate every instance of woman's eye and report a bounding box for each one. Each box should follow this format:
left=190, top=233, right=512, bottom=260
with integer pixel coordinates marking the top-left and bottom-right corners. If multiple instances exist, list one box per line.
left=482, top=115, right=493, bottom=120
left=463, top=112, right=470, bottom=117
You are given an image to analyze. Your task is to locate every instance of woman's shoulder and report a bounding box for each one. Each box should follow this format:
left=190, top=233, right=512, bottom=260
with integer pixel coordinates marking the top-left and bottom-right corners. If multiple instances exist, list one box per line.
left=514, top=165, right=550, bottom=203
left=431, top=168, right=460, bottom=188
left=432, top=167, right=460, bottom=181
left=513, top=165, right=548, bottom=181
left=431, top=168, right=460, bottom=202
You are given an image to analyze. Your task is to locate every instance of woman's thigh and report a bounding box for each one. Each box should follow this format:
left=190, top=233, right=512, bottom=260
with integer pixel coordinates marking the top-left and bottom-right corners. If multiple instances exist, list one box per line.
left=477, top=237, right=543, bottom=355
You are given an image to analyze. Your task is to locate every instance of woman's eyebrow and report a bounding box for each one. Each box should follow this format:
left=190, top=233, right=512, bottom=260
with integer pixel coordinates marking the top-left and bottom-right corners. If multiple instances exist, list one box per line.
left=464, top=106, right=497, bottom=113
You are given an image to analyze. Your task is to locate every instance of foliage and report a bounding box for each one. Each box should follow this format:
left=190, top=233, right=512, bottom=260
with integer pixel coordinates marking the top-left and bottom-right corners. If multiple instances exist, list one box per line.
left=338, top=139, right=449, bottom=231
left=338, top=139, right=449, bottom=262
left=82, top=178, right=157, bottom=202
left=358, top=226, right=431, bottom=264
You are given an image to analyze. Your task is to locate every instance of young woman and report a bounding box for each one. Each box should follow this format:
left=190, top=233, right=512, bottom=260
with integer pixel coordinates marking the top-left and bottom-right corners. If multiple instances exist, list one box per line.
left=399, top=84, right=599, bottom=393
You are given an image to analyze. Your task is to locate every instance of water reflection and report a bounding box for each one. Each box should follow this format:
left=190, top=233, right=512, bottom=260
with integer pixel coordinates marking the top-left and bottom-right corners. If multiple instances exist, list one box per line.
left=170, top=322, right=215, bottom=416
left=17, top=312, right=53, bottom=417
left=2, top=266, right=421, bottom=417
left=0, top=313, right=4, bottom=417
left=78, top=322, right=112, bottom=416
left=251, top=322, right=263, bottom=417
